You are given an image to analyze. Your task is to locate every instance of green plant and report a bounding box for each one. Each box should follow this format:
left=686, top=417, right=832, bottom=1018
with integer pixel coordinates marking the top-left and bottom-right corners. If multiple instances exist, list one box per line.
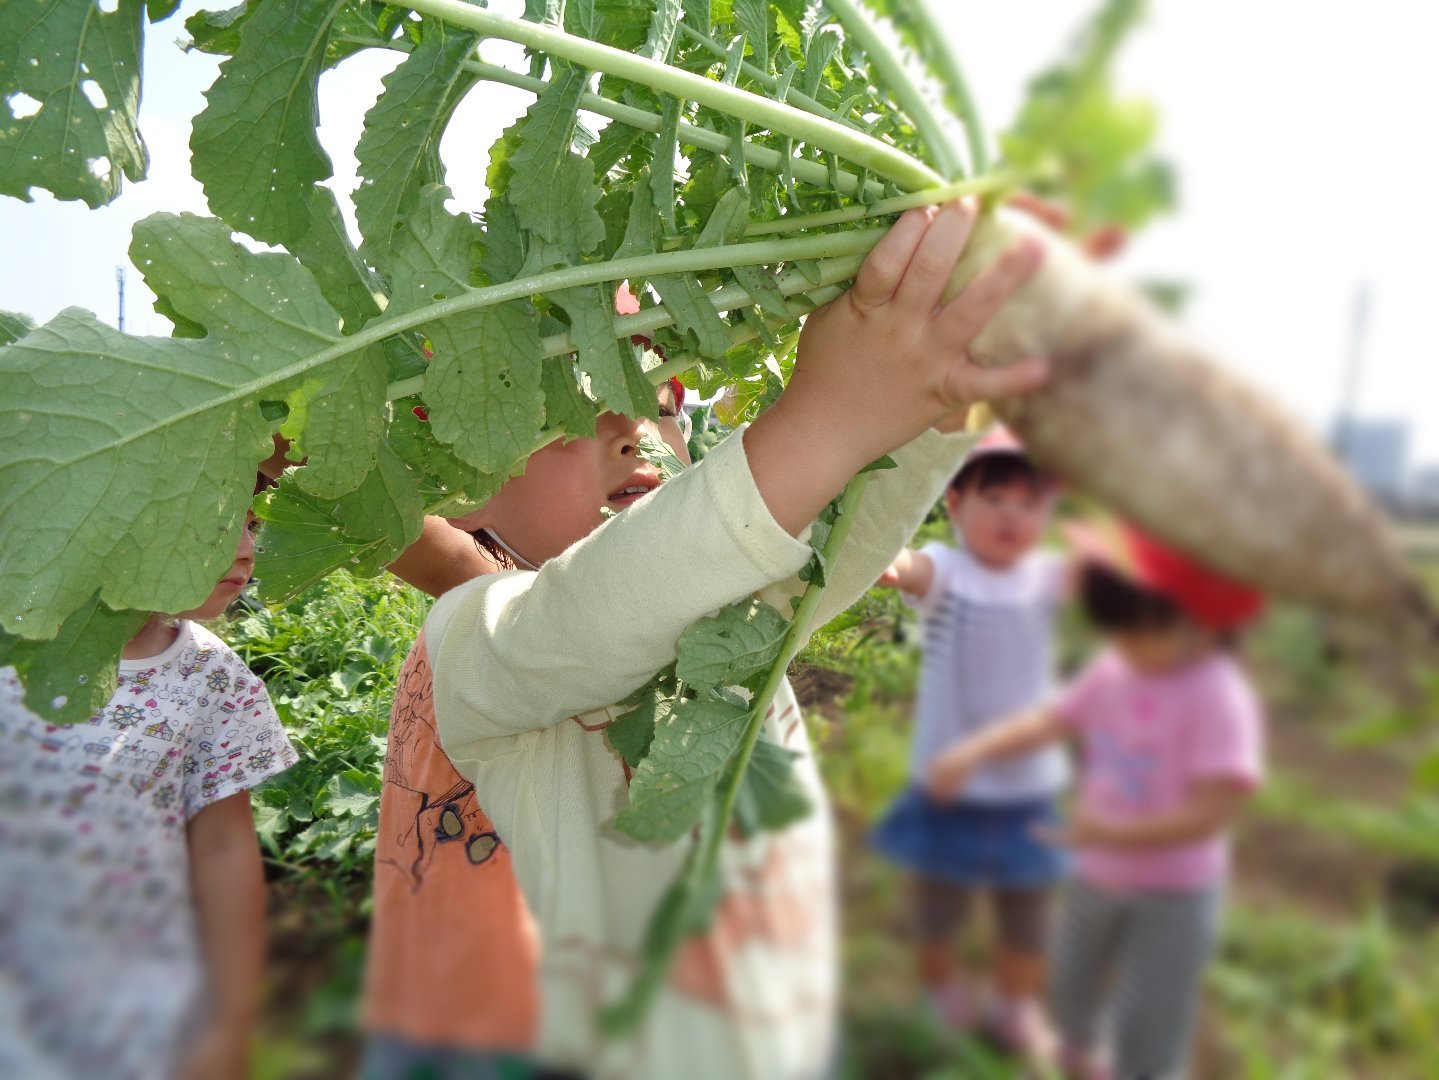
left=7, top=0, right=1280, bottom=1035
left=226, top=570, right=430, bottom=884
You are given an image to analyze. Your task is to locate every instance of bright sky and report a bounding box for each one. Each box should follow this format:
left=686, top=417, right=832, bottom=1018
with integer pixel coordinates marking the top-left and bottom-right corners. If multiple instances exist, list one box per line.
left=3, top=1, right=1437, bottom=463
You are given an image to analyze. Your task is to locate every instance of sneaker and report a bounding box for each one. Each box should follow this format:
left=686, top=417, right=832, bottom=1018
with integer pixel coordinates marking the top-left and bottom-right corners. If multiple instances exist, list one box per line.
left=986, top=996, right=1059, bottom=1068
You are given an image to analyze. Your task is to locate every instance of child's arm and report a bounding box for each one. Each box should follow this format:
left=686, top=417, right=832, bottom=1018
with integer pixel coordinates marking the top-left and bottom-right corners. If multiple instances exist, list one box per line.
left=181, top=791, right=266, bottom=1080
left=429, top=202, right=1046, bottom=737
left=386, top=516, right=498, bottom=598
left=1060, top=779, right=1252, bottom=849
left=877, top=548, right=936, bottom=599
left=927, top=703, right=1067, bottom=800
left=260, top=435, right=496, bottom=599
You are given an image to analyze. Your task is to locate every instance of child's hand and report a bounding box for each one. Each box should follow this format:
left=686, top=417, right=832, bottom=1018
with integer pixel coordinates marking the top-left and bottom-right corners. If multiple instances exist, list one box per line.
left=925, top=743, right=976, bottom=802
left=785, top=199, right=1047, bottom=470
left=1034, top=807, right=1118, bottom=849
left=876, top=560, right=902, bottom=588
left=742, top=201, right=1047, bottom=537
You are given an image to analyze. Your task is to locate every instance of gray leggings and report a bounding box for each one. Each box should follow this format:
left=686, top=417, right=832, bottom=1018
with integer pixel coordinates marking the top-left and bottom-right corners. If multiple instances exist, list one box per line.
left=1051, top=878, right=1222, bottom=1080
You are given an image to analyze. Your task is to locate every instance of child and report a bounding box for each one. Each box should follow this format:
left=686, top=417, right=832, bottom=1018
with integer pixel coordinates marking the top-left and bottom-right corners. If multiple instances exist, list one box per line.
left=872, top=425, right=1068, bottom=1062
left=422, top=199, right=1048, bottom=1078
left=929, top=522, right=1266, bottom=1080
left=0, top=477, right=297, bottom=1080
left=358, top=293, right=684, bottom=1079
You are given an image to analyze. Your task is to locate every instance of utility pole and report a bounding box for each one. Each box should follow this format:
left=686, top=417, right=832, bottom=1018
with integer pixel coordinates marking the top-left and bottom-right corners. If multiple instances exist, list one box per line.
left=116, top=266, right=126, bottom=333
left=1332, top=280, right=1370, bottom=465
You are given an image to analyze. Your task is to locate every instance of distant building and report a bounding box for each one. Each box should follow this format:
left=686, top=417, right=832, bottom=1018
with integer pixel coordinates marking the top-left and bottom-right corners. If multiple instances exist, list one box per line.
left=1411, top=464, right=1439, bottom=512
left=1331, top=417, right=1410, bottom=502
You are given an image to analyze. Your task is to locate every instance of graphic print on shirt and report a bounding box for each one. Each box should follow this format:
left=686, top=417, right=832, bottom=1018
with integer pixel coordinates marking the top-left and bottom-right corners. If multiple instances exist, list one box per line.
left=376, top=642, right=503, bottom=891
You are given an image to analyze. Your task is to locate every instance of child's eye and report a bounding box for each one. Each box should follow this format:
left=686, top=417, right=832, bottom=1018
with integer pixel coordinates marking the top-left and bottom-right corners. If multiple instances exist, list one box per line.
left=658, top=405, right=677, bottom=418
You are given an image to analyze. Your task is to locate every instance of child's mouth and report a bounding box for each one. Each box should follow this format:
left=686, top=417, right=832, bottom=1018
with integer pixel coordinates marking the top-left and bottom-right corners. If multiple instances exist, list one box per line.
left=607, top=484, right=654, bottom=508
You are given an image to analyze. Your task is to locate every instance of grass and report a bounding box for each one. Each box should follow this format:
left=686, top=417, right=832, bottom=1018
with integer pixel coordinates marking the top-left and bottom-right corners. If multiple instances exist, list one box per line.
left=215, top=536, right=1439, bottom=1078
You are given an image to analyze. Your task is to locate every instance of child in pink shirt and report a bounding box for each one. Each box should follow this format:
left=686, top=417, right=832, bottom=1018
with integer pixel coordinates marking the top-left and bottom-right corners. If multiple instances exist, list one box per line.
left=928, top=522, right=1266, bottom=1080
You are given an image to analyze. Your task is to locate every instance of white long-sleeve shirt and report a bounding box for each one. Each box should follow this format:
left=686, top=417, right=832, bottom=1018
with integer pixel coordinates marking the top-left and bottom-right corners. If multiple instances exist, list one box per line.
left=428, top=426, right=973, bottom=1079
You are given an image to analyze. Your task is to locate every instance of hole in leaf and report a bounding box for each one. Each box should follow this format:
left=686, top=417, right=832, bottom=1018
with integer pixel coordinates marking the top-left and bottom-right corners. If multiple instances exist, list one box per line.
left=9, top=92, right=42, bottom=119
left=96, top=0, right=120, bottom=12
left=80, top=79, right=107, bottom=109
left=87, top=157, right=112, bottom=181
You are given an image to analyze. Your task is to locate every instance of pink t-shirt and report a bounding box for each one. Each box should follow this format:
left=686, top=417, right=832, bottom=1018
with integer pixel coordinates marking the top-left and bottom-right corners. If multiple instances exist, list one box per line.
left=1055, top=649, right=1264, bottom=891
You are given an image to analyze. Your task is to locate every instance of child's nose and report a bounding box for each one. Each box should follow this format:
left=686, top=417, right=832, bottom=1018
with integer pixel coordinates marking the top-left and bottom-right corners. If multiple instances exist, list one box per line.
left=603, top=411, right=651, bottom=456
left=236, top=514, right=258, bottom=562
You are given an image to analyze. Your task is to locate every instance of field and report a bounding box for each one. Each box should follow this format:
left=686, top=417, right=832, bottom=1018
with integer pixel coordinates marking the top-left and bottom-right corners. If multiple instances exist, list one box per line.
left=231, top=525, right=1439, bottom=1079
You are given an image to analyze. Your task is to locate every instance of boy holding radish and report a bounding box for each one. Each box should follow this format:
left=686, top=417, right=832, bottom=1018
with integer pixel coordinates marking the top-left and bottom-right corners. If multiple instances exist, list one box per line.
left=873, top=425, right=1067, bottom=1063
left=929, top=522, right=1266, bottom=1080
left=420, top=199, right=1048, bottom=1078
left=0, top=476, right=297, bottom=1080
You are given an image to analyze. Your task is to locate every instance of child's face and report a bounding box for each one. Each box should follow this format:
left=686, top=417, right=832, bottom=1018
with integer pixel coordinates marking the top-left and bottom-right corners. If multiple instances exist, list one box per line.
left=946, top=477, right=1051, bottom=570
left=454, top=384, right=691, bottom=567
left=1110, top=622, right=1214, bottom=674
left=177, top=511, right=259, bottom=621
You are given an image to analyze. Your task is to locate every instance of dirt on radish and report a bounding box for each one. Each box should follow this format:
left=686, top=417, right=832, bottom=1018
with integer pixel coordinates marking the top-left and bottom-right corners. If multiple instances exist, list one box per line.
left=946, top=210, right=1434, bottom=639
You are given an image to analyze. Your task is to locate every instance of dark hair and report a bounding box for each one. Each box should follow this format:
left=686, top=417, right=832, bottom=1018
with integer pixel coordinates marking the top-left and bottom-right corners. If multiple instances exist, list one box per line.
left=1079, top=561, right=1184, bottom=634
left=472, top=529, right=515, bottom=570
left=950, top=453, right=1049, bottom=496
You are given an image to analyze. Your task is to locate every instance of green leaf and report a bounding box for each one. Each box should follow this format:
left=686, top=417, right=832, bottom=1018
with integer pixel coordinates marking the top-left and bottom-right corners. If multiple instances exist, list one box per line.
left=132, top=212, right=385, bottom=500
left=388, top=397, right=509, bottom=507
left=253, top=452, right=424, bottom=603
left=354, top=15, right=480, bottom=271
left=636, top=431, right=687, bottom=483
left=615, top=688, right=750, bottom=843
left=642, top=0, right=684, bottom=61
left=183, top=2, right=253, bottom=55
left=674, top=598, right=788, bottom=691
left=507, top=65, right=605, bottom=252
left=647, top=273, right=733, bottom=360
left=728, top=732, right=811, bottom=836
left=554, top=285, right=656, bottom=419
left=190, top=0, right=345, bottom=245
left=386, top=188, right=547, bottom=474
left=0, top=592, right=145, bottom=724
left=606, top=673, right=677, bottom=768
left=540, top=356, right=599, bottom=439
left=322, top=767, right=383, bottom=816
left=733, top=0, right=771, bottom=73
left=0, top=211, right=371, bottom=637
left=0, top=0, right=148, bottom=206
left=424, top=300, right=548, bottom=475
left=0, top=311, right=36, bottom=347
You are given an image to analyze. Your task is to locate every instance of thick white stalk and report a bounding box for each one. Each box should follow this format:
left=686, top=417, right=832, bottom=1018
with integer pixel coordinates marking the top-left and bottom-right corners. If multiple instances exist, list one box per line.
left=401, top=0, right=943, bottom=191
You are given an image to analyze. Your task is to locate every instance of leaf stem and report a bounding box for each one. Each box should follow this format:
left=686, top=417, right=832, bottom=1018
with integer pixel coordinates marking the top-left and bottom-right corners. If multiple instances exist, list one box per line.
left=743, top=171, right=1018, bottom=236
left=382, top=257, right=862, bottom=402
left=603, top=469, right=874, bottom=1034
left=400, top=0, right=943, bottom=190
left=881, top=0, right=990, bottom=174
left=822, top=0, right=963, bottom=179
left=675, top=23, right=862, bottom=132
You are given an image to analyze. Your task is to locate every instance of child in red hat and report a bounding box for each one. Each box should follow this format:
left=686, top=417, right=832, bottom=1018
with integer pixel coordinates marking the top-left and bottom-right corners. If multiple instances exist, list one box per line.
left=928, top=522, right=1267, bottom=1080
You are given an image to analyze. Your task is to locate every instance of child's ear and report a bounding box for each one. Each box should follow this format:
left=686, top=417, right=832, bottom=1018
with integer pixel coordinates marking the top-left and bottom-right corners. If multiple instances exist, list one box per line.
left=944, top=486, right=964, bottom=517
left=446, top=507, right=494, bottom=533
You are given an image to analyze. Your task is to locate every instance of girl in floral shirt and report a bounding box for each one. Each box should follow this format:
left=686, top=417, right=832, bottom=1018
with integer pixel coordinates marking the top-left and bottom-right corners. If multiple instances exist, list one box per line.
left=0, top=477, right=297, bottom=1080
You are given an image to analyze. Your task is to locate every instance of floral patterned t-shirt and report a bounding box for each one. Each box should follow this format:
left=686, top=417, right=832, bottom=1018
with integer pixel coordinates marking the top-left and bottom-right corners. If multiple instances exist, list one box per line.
left=0, top=621, right=297, bottom=1080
